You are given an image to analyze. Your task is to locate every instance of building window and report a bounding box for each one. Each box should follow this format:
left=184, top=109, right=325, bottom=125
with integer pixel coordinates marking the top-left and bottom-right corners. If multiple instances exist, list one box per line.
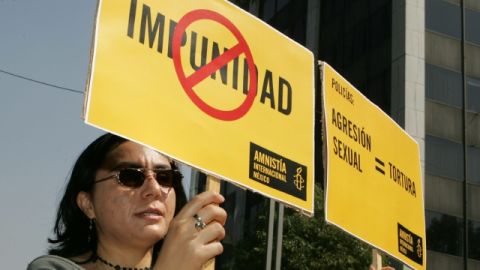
left=426, top=0, right=461, bottom=39
left=426, top=135, right=465, bottom=181
left=262, top=0, right=291, bottom=21
left=426, top=64, right=462, bottom=108
left=426, top=210, right=480, bottom=260
left=466, top=8, right=480, bottom=45
left=426, top=210, right=464, bottom=256
left=318, top=0, right=392, bottom=113
left=469, top=219, right=480, bottom=260
left=259, top=0, right=307, bottom=45
left=467, top=76, right=480, bottom=112
left=467, top=146, right=480, bottom=184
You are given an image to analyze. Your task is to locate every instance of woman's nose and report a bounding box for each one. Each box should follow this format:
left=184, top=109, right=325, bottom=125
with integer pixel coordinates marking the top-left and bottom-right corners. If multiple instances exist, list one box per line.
left=141, top=171, right=171, bottom=198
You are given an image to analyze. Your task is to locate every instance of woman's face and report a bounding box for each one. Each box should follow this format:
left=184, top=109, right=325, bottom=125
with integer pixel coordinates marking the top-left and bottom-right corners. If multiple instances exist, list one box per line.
left=80, top=141, right=176, bottom=248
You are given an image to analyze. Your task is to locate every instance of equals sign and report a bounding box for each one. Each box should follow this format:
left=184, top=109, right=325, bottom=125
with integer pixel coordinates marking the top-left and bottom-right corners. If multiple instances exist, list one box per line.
left=375, top=157, right=385, bottom=175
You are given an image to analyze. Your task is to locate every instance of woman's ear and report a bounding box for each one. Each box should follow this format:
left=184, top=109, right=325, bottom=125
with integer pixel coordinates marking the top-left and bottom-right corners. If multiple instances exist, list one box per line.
left=77, top=191, right=96, bottom=219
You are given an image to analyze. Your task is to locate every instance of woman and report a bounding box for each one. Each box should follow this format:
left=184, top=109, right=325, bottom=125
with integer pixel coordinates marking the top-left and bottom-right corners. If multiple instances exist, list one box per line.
left=28, top=133, right=227, bottom=270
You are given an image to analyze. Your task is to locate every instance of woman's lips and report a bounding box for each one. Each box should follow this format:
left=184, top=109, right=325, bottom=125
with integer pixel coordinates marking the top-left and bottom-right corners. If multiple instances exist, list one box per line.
left=136, top=208, right=163, bottom=221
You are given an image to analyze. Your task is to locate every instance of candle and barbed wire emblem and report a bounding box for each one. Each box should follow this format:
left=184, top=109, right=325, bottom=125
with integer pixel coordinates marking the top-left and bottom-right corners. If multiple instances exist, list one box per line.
left=294, top=167, right=305, bottom=191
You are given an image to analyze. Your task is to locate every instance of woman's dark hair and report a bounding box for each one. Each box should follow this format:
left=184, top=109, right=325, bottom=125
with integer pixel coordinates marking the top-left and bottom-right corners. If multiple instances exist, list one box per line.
left=48, top=133, right=187, bottom=262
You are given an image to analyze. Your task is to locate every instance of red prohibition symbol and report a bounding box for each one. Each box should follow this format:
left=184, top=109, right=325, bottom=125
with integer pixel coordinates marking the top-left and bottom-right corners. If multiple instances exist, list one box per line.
left=172, top=9, right=257, bottom=121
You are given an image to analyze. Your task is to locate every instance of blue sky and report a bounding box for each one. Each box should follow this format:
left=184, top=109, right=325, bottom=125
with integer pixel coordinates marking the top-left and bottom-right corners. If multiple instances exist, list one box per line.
left=0, top=0, right=101, bottom=267
left=0, top=2, right=197, bottom=267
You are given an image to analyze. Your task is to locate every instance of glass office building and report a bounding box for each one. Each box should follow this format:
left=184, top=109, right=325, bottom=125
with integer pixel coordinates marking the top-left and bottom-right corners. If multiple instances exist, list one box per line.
left=183, top=0, right=480, bottom=268
left=424, top=0, right=480, bottom=268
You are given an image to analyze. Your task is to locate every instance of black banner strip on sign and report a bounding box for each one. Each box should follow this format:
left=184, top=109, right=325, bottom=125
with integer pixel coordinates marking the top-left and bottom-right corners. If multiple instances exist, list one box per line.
left=397, top=223, right=424, bottom=265
left=249, top=142, right=307, bottom=200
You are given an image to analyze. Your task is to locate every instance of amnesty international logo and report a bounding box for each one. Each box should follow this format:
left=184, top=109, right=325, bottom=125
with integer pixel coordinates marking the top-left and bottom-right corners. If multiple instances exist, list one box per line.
left=397, top=223, right=424, bottom=265
left=249, top=142, right=307, bottom=201
left=294, top=167, right=305, bottom=191
left=416, top=239, right=422, bottom=259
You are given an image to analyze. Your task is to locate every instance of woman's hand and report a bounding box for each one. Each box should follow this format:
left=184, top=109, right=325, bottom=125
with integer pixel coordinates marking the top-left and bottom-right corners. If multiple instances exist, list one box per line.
left=154, top=191, right=227, bottom=270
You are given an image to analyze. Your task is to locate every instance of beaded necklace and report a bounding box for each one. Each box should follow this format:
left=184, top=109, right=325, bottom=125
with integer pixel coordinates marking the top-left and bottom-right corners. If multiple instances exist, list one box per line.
left=95, top=254, right=151, bottom=270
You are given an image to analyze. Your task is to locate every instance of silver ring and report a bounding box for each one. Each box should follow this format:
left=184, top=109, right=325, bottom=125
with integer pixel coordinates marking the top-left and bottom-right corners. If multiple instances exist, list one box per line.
left=193, top=214, right=206, bottom=231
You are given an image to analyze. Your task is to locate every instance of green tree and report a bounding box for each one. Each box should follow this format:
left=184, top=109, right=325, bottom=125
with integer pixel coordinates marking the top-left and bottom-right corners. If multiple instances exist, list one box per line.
left=232, top=184, right=372, bottom=270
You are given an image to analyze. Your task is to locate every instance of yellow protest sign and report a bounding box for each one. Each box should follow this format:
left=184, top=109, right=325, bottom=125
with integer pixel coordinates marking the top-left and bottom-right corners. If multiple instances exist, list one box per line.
left=321, top=62, right=426, bottom=269
left=84, top=0, right=315, bottom=214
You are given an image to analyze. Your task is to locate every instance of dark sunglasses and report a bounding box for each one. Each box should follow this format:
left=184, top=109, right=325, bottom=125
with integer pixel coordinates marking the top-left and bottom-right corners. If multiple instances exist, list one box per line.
left=94, top=168, right=180, bottom=188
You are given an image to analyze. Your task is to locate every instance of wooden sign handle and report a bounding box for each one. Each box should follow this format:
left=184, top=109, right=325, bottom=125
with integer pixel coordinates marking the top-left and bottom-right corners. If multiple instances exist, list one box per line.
left=202, top=175, right=221, bottom=270
left=206, top=174, right=221, bottom=193
left=371, top=248, right=382, bottom=270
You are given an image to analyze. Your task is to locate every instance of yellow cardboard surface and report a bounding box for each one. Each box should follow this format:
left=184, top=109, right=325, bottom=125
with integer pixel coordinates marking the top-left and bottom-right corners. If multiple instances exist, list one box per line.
left=321, top=62, right=426, bottom=269
left=84, top=0, right=315, bottom=215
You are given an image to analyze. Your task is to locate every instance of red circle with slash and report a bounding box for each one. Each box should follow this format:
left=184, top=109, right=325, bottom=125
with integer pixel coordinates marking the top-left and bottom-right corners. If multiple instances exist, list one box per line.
left=172, top=9, right=257, bottom=121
